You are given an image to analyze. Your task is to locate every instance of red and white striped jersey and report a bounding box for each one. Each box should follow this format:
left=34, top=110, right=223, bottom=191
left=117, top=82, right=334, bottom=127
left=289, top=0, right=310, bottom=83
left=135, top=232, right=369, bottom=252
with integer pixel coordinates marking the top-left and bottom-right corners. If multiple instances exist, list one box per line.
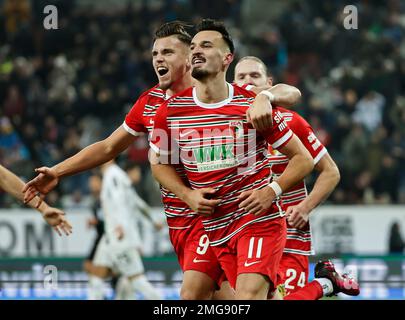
left=151, top=83, right=294, bottom=246
left=268, top=107, right=328, bottom=255
left=123, top=85, right=198, bottom=230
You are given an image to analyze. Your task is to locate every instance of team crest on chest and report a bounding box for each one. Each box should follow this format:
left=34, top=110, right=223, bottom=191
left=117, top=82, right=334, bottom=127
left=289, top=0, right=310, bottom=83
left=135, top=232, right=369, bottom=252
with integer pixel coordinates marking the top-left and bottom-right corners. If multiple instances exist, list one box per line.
left=229, top=120, right=244, bottom=139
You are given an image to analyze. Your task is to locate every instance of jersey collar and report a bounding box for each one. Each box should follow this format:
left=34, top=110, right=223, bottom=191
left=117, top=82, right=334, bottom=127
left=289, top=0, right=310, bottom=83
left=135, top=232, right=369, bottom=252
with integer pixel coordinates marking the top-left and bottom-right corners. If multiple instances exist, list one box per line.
left=192, top=82, right=234, bottom=109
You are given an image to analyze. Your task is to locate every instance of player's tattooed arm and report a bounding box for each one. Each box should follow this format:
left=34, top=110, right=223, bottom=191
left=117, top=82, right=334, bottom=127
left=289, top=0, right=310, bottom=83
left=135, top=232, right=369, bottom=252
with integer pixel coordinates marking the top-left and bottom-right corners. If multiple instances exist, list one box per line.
left=286, top=152, right=340, bottom=228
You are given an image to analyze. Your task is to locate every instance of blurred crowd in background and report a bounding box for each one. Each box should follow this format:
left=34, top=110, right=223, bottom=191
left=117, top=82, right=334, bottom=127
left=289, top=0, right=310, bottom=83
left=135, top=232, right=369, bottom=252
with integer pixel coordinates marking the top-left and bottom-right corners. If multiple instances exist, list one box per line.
left=1, top=0, right=405, bottom=209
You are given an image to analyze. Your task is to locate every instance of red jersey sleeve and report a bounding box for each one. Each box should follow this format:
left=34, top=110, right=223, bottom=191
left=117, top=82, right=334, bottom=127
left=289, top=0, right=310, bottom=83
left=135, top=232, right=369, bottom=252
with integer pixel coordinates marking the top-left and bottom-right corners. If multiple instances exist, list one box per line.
left=233, top=84, right=293, bottom=150
left=123, top=95, right=148, bottom=136
left=149, top=102, right=173, bottom=156
left=263, top=109, right=294, bottom=150
left=277, top=107, right=328, bottom=164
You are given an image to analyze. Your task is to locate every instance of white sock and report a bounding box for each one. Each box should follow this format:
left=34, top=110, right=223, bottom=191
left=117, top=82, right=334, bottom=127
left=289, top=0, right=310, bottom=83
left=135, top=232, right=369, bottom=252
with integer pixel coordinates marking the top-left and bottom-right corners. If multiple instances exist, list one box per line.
left=314, top=278, right=334, bottom=296
left=88, top=276, right=105, bottom=300
left=131, top=274, right=162, bottom=300
left=115, top=277, right=135, bottom=300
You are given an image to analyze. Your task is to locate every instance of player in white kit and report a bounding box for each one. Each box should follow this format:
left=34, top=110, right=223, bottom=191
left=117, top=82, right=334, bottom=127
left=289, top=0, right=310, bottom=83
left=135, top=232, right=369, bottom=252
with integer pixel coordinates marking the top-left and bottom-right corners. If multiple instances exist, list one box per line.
left=89, top=160, right=162, bottom=300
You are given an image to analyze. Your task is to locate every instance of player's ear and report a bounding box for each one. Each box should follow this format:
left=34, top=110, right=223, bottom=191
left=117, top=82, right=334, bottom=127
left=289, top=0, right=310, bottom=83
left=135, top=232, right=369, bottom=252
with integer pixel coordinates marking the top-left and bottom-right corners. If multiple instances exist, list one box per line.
left=185, top=56, right=192, bottom=71
left=224, top=53, right=234, bottom=67
left=184, top=46, right=192, bottom=71
left=267, top=76, right=273, bottom=86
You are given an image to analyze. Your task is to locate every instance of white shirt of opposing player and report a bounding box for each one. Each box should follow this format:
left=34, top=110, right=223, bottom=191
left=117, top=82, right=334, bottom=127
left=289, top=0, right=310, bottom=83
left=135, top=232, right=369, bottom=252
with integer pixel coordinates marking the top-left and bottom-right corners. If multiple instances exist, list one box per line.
left=100, top=164, right=149, bottom=248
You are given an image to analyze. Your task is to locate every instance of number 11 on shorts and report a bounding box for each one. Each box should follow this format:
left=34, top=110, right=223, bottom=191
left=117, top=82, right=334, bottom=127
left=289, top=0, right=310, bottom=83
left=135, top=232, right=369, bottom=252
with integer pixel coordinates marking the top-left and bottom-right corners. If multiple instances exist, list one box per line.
left=248, top=237, right=263, bottom=259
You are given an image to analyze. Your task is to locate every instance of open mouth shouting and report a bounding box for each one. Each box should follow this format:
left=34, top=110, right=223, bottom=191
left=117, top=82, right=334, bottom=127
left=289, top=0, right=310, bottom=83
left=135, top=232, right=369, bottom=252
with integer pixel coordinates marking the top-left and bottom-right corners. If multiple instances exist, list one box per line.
left=157, top=66, right=169, bottom=76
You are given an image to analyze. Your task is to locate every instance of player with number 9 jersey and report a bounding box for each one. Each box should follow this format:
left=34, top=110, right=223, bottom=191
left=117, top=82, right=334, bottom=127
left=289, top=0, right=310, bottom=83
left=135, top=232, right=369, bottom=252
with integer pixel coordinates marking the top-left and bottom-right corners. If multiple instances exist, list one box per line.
left=124, top=86, right=224, bottom=287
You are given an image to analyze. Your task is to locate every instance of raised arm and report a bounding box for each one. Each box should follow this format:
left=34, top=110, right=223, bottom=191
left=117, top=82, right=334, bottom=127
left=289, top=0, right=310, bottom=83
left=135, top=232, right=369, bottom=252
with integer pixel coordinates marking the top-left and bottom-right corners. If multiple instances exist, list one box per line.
left=23, top=126, right=136, bottom=203
left=247, top=84, right=302, bottom=131
left=268, top=84, right=302, bottom=108
left=0, top=165, right=72, bottom=235
left=53, top=126, right=135, bottom=178
left=248, top=84, right=301, bottom=107
left=0, top=165, right=30, bottom=202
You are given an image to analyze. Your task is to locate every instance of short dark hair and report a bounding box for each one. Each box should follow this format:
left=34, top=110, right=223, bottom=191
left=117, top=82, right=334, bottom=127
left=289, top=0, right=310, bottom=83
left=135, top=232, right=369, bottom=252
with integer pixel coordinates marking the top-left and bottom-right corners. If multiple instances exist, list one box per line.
left=195, top=19, right=235, bottom=54
left=154, top=21, right=192, bottom=45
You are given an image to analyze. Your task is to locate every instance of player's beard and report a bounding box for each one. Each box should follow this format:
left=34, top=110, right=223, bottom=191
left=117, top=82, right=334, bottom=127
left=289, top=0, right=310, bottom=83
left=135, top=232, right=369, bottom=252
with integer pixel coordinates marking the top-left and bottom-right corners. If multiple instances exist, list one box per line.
left=192, top=67, right=210, bottom=80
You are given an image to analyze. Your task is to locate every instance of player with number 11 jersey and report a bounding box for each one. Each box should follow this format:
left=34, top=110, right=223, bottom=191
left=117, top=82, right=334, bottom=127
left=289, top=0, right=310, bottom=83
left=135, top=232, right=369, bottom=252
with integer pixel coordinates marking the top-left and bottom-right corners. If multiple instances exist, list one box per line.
left=150, top=81, right=312, bottom=289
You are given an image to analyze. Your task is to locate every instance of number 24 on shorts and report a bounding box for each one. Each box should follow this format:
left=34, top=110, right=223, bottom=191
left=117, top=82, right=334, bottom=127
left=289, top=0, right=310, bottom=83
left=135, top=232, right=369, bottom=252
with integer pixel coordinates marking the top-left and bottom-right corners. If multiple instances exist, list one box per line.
left=285, top=268, right=306, bottom=290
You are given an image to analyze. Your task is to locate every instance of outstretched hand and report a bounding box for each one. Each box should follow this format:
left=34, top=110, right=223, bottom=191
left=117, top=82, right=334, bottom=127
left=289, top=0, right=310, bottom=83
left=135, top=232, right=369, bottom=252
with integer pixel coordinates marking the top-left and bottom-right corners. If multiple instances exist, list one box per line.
left=23, top=167, right=59, bottom=207
left=42, top=207, right=73, bottom=236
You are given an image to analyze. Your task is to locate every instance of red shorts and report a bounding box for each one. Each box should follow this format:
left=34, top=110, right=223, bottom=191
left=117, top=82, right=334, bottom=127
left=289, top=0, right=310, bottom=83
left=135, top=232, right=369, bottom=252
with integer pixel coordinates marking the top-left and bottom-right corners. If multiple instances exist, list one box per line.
left=169, top=220, right=224, bottom=287
left=210, top=217, right=286, bottom=290
left=277, top=253, right=309, bottom=295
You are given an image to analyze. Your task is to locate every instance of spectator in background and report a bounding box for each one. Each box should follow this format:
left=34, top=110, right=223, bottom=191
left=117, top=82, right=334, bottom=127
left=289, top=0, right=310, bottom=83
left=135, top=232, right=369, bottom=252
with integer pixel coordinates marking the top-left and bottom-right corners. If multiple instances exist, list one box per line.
left=341, top=124, right=369, bottom=176
left=3, top=0, right=31, bottom=39
left=352, top=91, right=386, bottom=132
left=374, top=155, right=399, bottom=203
left=3, top=85, right=25, bottom=119
left=0, top=116, right=30, bottom=168
left=389, top=222, right=404, bottom=254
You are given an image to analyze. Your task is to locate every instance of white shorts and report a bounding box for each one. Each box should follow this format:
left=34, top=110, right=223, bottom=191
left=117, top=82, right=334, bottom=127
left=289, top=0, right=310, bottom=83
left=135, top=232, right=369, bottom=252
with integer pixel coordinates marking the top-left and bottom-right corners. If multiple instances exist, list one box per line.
left=93, top=235, right=145, bottom=277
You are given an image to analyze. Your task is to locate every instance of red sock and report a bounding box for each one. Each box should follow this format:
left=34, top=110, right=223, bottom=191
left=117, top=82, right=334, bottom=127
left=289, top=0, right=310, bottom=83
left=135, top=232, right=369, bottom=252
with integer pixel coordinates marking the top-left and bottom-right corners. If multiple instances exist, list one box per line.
left=283, top=281, right=323, bottom=300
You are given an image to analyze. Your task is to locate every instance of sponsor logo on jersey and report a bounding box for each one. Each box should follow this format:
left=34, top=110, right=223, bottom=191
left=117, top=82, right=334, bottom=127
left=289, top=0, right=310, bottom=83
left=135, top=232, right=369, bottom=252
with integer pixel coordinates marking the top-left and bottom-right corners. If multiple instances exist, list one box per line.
left=192, top=143, right=238, bottom=172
